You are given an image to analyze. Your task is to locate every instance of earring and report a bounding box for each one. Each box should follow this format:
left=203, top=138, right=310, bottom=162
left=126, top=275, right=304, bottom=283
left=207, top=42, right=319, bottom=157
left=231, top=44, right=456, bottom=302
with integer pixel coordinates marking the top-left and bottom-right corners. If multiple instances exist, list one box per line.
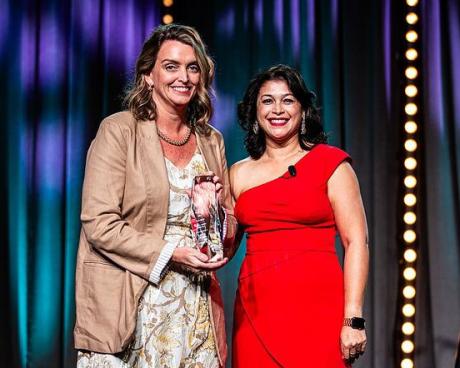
left=252, top=121, right=259, bottom=134
left=147, top=84, right=153, bottom=91
left=300, top=112, right=306, bottom=135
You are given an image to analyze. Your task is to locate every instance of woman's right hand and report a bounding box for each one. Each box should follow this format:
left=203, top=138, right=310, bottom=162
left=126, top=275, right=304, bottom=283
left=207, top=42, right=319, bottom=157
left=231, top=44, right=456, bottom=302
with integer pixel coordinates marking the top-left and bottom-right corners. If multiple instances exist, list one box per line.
left=171, top=247, right=228, bottom=272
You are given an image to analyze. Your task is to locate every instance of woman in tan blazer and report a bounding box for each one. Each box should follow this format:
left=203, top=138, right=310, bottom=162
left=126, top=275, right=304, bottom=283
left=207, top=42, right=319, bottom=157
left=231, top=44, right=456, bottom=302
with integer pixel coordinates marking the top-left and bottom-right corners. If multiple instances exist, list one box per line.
left=74, top=24, right=237, bottom=368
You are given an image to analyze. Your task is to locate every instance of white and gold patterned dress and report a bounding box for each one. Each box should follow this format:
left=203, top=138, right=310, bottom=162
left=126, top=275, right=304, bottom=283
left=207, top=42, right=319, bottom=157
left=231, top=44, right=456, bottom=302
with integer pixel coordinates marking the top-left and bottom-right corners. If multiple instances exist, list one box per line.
left=77, top=152, right=219, bottom=368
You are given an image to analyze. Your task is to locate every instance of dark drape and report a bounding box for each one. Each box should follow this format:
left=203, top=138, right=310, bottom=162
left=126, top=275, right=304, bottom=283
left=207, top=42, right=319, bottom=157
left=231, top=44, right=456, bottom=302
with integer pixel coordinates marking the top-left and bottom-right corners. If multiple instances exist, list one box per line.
left=1, top=0, right=458, bottom=367
left=417, top=0, right=460, bottom=367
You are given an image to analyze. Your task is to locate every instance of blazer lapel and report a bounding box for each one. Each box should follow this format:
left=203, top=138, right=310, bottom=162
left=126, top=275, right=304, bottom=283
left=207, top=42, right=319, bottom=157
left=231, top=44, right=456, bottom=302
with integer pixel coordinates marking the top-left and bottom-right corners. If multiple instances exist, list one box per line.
left=196, top=133, right=220, bottom=176
left=137, top=120, right=169, bottom=220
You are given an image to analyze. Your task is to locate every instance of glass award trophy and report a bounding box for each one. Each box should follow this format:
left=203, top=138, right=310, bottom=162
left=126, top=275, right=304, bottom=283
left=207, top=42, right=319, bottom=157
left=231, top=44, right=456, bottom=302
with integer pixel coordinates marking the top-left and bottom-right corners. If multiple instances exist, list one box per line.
left=191, top=175, right=224, bottom=262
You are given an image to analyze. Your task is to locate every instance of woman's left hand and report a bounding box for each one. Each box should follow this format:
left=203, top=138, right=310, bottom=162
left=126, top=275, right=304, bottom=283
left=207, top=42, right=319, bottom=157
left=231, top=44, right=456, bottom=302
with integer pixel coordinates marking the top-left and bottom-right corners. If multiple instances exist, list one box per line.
left=209, top=171, right=223, bottom=202
left=340, top=326, right=367, bottom=363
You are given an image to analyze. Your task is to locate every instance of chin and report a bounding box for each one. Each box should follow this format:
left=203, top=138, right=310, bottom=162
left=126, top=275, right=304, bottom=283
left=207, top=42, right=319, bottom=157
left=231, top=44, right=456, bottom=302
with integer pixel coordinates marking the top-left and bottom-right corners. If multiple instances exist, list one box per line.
left=268, top=129, right=297, bottom=141
left=170, top=97, right=193, bottom=107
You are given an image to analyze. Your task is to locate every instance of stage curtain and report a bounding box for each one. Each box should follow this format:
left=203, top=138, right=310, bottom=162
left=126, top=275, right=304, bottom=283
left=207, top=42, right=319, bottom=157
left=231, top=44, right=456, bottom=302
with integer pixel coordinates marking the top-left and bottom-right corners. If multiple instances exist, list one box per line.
left=0, top=1, right=160, bottom=366
left=417, top=0, right=460, bottom=367
left=1, top=0, right=459, bottom=367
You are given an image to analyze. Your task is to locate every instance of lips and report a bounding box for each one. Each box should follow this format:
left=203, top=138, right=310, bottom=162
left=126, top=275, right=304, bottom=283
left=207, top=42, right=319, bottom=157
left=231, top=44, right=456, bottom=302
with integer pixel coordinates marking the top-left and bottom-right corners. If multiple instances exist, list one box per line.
left=268, top=118, right=289, bottom=126
left=171, top=85, right=192, bottom=94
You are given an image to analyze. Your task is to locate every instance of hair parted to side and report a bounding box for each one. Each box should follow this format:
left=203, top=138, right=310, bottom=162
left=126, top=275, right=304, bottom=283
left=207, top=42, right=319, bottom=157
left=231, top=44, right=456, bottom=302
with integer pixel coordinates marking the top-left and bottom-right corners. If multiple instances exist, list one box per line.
left=237, top=64, right=327, bottom=159
left=124, top=24, right=215, bottom=134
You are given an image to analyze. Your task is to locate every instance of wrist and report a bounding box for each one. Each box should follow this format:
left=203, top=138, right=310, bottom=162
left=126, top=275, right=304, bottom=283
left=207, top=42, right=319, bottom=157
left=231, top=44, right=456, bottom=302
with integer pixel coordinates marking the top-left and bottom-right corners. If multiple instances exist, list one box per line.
left=344, top=305, right=363, bottom=318
left=343, top=317, right=366, bottom=330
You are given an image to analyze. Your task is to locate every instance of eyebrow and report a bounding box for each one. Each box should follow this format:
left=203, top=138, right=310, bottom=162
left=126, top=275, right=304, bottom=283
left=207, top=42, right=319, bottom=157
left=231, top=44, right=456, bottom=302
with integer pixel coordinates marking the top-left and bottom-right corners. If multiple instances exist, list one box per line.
left=259, top=93, right=295, bottom=98
left=161, top=59, right=199, bottom=65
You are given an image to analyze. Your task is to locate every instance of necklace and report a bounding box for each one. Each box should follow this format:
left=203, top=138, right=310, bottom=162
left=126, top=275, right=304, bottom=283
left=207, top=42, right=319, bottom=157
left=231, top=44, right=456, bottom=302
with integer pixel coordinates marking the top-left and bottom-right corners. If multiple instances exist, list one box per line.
left=157, top=126, right=192, bottom=146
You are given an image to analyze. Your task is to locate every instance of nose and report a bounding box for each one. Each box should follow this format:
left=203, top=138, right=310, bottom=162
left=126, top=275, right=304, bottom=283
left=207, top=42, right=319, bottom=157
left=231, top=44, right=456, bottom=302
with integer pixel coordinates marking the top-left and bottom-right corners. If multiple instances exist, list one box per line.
left=178, top=67, right=189, bottom=83
left=273, top=101, right=284, bottom=114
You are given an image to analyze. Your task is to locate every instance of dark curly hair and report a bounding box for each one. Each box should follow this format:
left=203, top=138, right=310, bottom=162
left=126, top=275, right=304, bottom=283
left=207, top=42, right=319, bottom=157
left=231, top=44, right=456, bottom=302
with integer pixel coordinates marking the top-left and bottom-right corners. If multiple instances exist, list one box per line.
left=238, top=64, right=327, bottom=159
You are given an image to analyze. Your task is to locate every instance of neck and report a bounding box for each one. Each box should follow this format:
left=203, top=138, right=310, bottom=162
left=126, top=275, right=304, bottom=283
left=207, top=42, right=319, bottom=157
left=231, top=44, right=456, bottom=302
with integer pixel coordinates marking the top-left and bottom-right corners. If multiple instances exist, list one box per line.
left=264, top=136, right=303, bottom=161
left=153, top=96, right=188, bottom=133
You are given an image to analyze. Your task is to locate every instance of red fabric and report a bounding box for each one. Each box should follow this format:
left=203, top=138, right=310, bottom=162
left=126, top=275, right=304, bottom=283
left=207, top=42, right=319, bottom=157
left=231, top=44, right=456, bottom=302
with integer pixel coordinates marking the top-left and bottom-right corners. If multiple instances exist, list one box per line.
left=232, top=144, right=351, bottom=368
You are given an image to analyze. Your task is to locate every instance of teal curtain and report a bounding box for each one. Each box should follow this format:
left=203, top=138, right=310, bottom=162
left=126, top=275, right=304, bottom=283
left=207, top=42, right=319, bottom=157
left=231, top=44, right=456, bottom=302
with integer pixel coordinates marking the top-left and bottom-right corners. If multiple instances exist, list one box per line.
left=1, top=1, right=160, bottom=366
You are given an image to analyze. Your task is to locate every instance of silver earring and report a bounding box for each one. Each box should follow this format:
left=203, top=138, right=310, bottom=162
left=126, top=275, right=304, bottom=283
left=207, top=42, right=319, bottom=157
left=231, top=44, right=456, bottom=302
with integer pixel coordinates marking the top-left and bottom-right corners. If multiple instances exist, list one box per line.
left=300, top=113, right=306, bottom=135
left=147, top=84, right=153, bottom=91
left=253, top=121, right=259, bottom=134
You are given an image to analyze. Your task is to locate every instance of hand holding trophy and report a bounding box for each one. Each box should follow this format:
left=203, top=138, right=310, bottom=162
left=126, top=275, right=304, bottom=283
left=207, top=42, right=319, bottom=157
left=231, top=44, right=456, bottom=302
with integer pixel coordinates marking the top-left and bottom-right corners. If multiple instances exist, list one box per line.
left=191, top=173, right=224, bottom=263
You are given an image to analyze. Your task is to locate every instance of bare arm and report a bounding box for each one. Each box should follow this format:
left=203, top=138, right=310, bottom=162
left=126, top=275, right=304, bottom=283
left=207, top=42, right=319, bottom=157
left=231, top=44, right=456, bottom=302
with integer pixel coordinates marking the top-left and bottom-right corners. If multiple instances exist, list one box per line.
left=328, top=162, right=369, bottom=360
left=226, top=163, right=246, bottom=258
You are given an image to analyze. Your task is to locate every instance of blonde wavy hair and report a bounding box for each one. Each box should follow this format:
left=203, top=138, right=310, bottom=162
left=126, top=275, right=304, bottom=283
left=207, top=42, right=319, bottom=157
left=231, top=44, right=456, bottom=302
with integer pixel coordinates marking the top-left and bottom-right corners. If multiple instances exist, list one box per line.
left=124, top=24, right=215, bottom=134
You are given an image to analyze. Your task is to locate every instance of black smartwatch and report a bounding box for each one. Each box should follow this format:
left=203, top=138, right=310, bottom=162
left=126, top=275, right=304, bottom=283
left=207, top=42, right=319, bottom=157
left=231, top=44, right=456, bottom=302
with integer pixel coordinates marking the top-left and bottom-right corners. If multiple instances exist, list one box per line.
left=343, top=317, right=366, bottom=330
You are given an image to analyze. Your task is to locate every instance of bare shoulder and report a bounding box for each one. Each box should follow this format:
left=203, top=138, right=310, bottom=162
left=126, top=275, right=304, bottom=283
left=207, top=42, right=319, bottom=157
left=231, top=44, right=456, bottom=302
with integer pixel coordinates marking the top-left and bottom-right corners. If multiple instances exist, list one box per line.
left=230, top=157, right=255, bottom=179
left=328, top=161, right=361, bottom=202
left=230, top=157, right=255, bottom=198
left=329, top=161, right=358, bottom=184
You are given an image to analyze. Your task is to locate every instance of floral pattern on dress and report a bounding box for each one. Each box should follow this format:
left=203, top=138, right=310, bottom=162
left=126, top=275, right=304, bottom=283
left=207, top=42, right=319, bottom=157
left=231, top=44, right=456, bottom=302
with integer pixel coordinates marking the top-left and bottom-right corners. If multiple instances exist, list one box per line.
left=77, top=152, right=219, bottom=368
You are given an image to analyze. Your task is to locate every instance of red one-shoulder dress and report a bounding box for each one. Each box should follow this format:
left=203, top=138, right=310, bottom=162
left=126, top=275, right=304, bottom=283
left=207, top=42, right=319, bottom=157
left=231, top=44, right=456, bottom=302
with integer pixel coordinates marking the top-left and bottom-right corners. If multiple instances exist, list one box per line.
left=232, top=144, right=351, bottom=368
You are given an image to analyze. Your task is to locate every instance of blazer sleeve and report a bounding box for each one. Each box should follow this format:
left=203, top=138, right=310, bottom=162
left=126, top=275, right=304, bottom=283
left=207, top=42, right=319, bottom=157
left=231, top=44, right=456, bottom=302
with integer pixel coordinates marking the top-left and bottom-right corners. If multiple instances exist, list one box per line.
left=216, top=134, right=240, bottom=258
left=80, top=118, right=168, bottom=283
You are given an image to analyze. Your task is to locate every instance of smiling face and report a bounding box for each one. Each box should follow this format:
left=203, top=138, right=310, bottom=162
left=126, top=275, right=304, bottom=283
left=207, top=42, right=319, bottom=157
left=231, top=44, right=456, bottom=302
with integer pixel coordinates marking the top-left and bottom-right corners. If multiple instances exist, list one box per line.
left=256, top=79, right=303, bottom=144
left=145, top=40, right=201, bottom=110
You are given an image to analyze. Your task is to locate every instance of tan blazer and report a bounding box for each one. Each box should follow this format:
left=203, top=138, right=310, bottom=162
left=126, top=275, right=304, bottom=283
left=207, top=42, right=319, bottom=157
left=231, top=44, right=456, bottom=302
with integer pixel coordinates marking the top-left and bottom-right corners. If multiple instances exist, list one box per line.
left=74, top=111, right=237, bottom=366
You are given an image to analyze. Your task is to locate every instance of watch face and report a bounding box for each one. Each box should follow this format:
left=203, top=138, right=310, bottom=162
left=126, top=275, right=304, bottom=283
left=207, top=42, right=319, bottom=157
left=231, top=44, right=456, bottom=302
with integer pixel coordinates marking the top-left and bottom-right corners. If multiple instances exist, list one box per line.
left=351, top=317, right=365, bottom=330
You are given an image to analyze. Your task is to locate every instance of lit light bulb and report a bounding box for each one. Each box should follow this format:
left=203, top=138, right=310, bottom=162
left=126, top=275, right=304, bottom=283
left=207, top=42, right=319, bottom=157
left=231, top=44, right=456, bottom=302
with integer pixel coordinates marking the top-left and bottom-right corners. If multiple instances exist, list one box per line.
left=404, top=249, right=417, bottom=262
left=402, top=303, right=415, bottom=317
left=401, top=358, right=414, bottom=368
left=405, top=121, right=418, bottom=133
left=406, top=67, right=418, bottom=79
left=403, top=285, right=416, bottom=299
left=406, top=13, right=418, bottom=24
left=401, top=340, right=415, bottom=353
left=163, top=14, right=173, bottom=24
left=403, top=266, right=417, bottom=280
left=405, top=103, right=418, bottom=116
left=405, top=139, right=418, bottom=152
left=404, top=194, right=417, bottom=206
left=402, top=322, right=415, bottom=335
left=404, top=211, right=417, bottom=224
left=404, top=230, right=417, bottom=243
left=406, top=31, right=418, bottom=42
left=405, top=85, right=418, bottom=97
left=406, top=48, right=418, bottom=60
left=404, top=158, right=417, bottom=170
left=404, top=175, right=417, bottom=189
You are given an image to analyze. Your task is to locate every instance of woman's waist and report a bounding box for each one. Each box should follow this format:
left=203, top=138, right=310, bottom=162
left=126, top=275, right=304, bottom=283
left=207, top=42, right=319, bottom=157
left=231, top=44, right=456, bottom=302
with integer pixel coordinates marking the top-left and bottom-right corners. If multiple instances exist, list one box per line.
left=245, top=227, right=337, bottom=253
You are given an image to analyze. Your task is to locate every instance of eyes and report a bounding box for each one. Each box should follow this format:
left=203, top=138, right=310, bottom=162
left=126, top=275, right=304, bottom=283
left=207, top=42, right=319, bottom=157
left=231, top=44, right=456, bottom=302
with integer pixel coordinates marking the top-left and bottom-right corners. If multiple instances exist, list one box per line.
left=261, top=97, right=296, bottom=105
left=164, top=63, right=200, bottom=73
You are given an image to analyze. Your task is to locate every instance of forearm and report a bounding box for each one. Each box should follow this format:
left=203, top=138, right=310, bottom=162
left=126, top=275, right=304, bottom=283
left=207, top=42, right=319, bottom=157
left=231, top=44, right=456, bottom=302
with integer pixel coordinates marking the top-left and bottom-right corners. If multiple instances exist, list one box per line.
left=343, top=241, right=369, bottom=317
left=82, top=213, right=168, bottom=280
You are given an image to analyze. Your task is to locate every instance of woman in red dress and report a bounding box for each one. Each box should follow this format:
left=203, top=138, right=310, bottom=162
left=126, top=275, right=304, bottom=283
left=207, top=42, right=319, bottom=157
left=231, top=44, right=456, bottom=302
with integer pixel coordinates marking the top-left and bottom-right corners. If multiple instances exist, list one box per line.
left=230, top=65, right=369, bottom=367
